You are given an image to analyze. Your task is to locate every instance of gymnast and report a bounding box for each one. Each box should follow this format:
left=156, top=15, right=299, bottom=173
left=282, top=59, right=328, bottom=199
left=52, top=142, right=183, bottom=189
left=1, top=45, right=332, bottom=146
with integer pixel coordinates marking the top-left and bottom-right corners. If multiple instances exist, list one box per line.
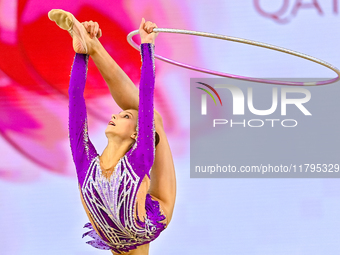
left=48, top=9, right=176, bottom=255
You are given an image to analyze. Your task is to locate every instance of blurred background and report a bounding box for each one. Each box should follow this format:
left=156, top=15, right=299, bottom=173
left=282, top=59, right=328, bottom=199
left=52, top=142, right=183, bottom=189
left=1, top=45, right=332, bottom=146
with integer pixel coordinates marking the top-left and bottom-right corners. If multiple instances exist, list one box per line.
left=1, top=0, right=340, bottom=254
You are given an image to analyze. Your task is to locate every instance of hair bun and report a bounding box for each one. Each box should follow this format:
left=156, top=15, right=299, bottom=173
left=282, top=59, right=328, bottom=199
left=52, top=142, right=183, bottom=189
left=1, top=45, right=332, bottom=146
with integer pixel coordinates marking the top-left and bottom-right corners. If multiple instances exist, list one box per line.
left=155, top=131, right=160, bottom=147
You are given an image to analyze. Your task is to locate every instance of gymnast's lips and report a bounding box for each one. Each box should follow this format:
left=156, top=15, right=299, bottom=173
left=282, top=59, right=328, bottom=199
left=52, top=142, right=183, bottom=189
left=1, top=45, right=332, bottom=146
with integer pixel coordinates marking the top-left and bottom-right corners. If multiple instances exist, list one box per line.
left=109, top=121, right=116, bottom=126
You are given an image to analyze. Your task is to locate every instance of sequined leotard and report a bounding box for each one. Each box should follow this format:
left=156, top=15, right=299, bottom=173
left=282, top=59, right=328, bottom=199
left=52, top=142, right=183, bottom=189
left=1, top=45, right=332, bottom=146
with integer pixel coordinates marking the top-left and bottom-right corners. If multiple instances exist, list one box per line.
left=68, top=43, right=166, bottom=253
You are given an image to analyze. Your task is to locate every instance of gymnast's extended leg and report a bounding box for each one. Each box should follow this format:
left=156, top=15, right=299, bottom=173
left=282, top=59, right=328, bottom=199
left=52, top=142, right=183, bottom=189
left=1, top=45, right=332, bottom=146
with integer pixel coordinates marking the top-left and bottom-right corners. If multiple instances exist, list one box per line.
left=82, top=21, right=140, bottom=111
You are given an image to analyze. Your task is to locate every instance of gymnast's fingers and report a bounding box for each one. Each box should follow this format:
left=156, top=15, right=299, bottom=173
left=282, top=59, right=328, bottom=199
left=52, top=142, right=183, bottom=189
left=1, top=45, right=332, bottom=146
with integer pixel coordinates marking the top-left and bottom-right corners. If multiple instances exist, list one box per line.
left=88, top=20, right=95, bottom=38
left=151, top=23, right=158, bottom=33
left=145, top=22, right=157, bottom=33
left=147, top=22, right=157, bottom=34
left=82, top=21, right=90, bottom=32
left=146, top=22, right=152, bottom=33
left=93, top=22, right=99, bottom=38
left=139, top=18, right=146, bottom=32
left=144, top=21, right=152, bottom=33
left=97, top=28, right=102, bottom=38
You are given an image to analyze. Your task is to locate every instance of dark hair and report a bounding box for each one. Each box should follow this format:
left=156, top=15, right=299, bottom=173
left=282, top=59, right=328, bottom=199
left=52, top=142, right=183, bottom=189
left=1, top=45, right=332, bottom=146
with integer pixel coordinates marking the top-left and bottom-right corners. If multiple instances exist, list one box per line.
left=130, top=131, right=160, bottom=150
left=155, top=131, right=160, bottom=147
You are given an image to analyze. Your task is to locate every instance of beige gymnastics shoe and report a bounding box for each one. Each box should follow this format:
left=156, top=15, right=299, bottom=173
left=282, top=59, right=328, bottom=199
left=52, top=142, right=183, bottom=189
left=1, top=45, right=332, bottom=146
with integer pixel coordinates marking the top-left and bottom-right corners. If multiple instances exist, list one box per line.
left=48, top=9, right=89, bottom=54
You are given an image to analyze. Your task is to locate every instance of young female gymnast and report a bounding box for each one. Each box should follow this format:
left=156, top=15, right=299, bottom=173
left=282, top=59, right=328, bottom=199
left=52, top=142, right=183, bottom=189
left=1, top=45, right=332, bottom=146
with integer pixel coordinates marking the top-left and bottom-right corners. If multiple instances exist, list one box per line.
left=48, top=9, right=176, bottom=255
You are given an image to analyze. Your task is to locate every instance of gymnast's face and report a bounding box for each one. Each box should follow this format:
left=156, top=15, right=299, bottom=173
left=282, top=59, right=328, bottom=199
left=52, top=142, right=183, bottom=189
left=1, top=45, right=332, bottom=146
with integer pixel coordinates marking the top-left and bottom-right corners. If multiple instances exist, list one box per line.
left=105, top=109, right=138, bottom=143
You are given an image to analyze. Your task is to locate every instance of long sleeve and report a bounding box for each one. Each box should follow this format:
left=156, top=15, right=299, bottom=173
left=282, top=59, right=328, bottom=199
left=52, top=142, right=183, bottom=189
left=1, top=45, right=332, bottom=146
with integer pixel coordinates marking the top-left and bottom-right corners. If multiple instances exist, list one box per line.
left=126, top=43, right=156, bottom=179
left=69, top=53, right=98, bottom=187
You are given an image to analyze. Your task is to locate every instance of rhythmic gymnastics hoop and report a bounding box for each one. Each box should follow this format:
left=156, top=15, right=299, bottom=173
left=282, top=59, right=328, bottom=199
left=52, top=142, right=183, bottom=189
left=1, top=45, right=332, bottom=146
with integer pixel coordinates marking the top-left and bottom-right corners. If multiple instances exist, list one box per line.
left=127, top=28, right=340, bottom=86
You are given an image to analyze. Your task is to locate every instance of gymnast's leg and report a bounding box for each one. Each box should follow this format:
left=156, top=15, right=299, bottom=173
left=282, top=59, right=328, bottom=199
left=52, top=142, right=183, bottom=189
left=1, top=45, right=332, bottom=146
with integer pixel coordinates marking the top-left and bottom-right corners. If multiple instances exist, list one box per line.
left=48, top=10, right=139, bottom=112
left=90, top=43, right=140, bottom=111
left=81, top=22, right=140, bottom=111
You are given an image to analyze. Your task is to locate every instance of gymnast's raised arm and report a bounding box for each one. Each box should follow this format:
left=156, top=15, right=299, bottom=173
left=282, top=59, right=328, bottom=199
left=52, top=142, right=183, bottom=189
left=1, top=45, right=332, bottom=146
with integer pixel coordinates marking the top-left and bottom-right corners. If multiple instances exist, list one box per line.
left=81, top=19, right=161, bottom=119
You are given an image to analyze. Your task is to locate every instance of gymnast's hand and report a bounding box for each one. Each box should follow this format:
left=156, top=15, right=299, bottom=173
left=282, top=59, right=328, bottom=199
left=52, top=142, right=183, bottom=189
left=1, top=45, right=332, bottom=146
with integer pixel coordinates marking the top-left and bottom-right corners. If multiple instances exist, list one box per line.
left=81, top=20, right=102, bottom=39
left=139, top=18, right=158, bottom=44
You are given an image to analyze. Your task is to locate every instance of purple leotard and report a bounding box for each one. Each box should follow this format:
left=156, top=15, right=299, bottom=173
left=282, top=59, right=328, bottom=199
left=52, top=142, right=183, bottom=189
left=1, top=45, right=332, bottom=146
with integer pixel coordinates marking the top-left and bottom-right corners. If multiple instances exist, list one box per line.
left=68, top=43, right=166, bottom=253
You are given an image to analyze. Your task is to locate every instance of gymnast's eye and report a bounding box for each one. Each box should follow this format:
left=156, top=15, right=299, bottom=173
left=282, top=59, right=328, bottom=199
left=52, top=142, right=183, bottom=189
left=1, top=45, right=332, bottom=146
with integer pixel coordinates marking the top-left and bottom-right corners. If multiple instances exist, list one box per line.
left=124, top=114, right=129, bottom=119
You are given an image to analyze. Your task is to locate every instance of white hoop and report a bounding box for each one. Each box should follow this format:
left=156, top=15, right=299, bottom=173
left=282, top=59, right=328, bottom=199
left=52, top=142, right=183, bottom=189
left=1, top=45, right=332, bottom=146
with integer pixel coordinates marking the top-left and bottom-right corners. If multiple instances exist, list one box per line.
left=127, top=28, right=340, bottom=86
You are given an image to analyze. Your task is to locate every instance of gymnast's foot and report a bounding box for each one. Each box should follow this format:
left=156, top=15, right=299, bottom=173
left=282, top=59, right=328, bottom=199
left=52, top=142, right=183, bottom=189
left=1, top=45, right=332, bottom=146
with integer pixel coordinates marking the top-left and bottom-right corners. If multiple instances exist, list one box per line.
left=48, top=9, right=92, bottom=54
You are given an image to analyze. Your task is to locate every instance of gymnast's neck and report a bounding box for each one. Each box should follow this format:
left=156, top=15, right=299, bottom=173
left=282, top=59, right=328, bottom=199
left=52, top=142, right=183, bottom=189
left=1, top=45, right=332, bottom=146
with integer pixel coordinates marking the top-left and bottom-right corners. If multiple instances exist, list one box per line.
left=100, top=137, right=132, bottom=172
